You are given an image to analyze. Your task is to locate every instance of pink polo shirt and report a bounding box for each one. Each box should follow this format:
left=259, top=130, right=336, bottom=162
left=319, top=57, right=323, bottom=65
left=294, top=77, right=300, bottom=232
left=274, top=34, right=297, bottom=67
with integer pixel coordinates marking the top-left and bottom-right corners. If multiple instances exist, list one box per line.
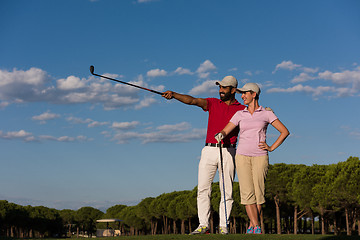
left=230, top=106, right=278, bottom=156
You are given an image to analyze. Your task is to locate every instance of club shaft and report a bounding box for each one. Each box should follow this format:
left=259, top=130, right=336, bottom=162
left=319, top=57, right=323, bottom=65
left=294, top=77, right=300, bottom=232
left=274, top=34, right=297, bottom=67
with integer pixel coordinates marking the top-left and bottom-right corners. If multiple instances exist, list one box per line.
left=219, top=145, right=228, bottom=228
left=91, top=71, right=163, bottom=95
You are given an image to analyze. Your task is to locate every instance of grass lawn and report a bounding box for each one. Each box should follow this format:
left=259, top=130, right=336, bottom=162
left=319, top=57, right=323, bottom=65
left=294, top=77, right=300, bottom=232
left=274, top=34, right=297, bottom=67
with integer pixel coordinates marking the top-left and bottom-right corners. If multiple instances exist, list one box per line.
left=106, top=234, right=360, bottom=240
left=3, top=234, right=360, bottom=240
left=50, top=234, right=360, bottom=240
left=91, top=235, right=360, bottom=240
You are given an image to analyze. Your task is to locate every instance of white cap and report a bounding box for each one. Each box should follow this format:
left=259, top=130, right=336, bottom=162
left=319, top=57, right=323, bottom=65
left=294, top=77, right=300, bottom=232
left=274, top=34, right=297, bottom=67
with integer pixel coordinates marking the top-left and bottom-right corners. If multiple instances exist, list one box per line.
left=237, top=83, right=261, bottom=95
left=215, top=76, right=238, bottom=88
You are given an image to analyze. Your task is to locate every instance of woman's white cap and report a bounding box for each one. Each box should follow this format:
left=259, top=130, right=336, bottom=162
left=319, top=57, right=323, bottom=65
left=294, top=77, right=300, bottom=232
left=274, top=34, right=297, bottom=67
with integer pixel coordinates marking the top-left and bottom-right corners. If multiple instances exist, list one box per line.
left=237, top=83, right=261, bottom=95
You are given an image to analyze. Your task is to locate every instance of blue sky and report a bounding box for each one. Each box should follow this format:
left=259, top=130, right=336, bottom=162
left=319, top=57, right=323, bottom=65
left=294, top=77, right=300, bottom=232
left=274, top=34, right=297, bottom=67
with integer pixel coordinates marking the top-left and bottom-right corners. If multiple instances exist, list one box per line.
left=1, top=0, right=359, bottom=211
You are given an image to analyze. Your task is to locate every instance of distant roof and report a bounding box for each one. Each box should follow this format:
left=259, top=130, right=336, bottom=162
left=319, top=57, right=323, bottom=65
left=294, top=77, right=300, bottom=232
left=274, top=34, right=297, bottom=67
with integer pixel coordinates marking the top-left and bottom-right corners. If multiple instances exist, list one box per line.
left=96, top=219, right=122, bottom=223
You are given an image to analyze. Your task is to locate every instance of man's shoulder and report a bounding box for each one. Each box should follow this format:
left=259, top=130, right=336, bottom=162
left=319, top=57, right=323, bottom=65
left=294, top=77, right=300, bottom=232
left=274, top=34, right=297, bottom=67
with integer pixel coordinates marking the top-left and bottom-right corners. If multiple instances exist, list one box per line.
left=206, top=98, right=220, bottom=107
left=233, top=99, right=246, bottom=110
left=206, top=97, right=219, bottom=102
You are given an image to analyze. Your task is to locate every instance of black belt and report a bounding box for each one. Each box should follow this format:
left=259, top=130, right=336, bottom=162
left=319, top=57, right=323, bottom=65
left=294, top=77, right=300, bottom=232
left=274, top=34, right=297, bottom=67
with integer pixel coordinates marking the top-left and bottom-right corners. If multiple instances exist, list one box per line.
left=205, top=143, right=236, bottom=148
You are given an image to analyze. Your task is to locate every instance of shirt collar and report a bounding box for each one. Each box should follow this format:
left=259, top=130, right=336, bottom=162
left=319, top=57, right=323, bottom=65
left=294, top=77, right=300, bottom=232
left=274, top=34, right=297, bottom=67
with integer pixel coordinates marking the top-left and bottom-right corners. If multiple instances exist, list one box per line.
left=243, top=106, right=264, bottom=112
left=219, top=99, right=241, bottom=106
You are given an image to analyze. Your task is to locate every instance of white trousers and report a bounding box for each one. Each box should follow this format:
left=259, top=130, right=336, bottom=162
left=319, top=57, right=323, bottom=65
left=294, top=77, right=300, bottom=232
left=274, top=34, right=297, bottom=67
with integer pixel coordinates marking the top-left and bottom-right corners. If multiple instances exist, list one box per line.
left=197, top=146, right=235, bottom=227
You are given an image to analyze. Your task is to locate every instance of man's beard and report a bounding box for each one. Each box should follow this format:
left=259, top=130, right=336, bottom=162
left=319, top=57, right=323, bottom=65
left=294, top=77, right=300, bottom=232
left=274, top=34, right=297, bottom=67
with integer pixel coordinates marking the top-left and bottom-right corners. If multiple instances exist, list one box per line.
left=220, top=91, right=232, bottom=101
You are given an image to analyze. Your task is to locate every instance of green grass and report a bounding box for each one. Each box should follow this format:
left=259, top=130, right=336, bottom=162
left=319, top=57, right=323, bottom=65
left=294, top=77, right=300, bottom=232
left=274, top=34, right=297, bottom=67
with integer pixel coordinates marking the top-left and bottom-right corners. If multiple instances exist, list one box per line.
left=92, top=235, right=360, bottom=240
left=2, top=234, right=360, bottom=240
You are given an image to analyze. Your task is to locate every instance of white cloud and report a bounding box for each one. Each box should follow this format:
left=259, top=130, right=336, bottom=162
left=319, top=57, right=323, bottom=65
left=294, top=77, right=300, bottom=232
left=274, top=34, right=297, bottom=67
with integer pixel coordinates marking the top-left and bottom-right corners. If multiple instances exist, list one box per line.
left=0, top=61, right=211, bottom=110
left=0, top=130, right=32, bottom=139
left=0, top=68, right=49, bottom=103
left=273, top=61, right=319, bottom=75
left=0, top=68, right=160, bottom=110
left=340, top=125, right=360, bottom=140
left=196, top=60, right=216, bottom=78
left=244, top=71, right=252, bottom=76
left=32, top=111, right=60, bottom=123
left=273, top=60, right=302, bottom=73
left=270, top=63, right=360, bottom=98
left=174, top=67, right=193, bottom=75
left=156, top=122, right=191, bottom=132
left=198, top=72, right=209, bottom=79
left=88, top=81, right=113, bottom=93
left=39, top=135, right=92, bottom=142
left=60, top=92, right=96, bottom=103
left=102, top=120, right=207, bottom=144
left=57, top=76, right=86, bottom=90
left=101, top=131, right=111, bottom=138
left=189, top=80, right=217, bottom=95
left=291, top=72, right=316, bottom=83
left=303, top=67, right=319, bottom=73
left=197, top=60, right=216, bottom=73
left=0, top=120, right=204, bottom=146
left=142, top=128, right=206, bottom=144
left=112, top=121, right=140, bottom=130
left=0, top=67, right=47, bottom=87
left=318, top=68, right=360, bottom=87
left=147, top=69, right=167, bottom=77
left=135, top=97, right=157, bottom=110
left=88, top=121, right=109, bottom=128
left=349, top=131, right=360, bottom=139
left=111, top=127, right=206, bottom=144
left=66, top=116, right=108, bottom=128
left=0, top=128, right=93, bottom=143
left=67, top=117, right=93, bottom=124
left=267, top=84, right=355, bottom=98
left=0, top=101, right=9, bottom=109
left=58, top=85, right=140, bottom=109
left=268, top=84, right=332, bottom=95
left=0, top=130, right=36, bottom=142
left=258, top=81, right=274, bottom=89
left=57, top=136, right=75, bottom=142
left=102, top=95, right=139, bottom=110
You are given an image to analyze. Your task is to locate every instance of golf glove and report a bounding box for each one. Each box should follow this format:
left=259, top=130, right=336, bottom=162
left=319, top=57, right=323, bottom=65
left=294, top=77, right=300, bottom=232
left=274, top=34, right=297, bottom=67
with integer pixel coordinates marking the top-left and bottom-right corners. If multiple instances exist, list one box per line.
left=214, top=132, right=224, bottom=143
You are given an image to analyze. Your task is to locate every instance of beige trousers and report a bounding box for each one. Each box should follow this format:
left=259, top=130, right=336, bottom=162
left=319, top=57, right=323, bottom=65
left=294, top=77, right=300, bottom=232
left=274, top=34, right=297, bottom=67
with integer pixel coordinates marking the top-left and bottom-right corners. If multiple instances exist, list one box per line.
left=235, top=154, right=269, bottom=205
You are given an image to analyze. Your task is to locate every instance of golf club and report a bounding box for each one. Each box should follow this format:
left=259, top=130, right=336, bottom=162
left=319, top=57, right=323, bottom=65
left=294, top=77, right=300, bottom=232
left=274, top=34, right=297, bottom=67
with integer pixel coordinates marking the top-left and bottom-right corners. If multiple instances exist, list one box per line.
left=90, top=65, right=163, bottom=95
left=219, top=144, right=229, bottom=230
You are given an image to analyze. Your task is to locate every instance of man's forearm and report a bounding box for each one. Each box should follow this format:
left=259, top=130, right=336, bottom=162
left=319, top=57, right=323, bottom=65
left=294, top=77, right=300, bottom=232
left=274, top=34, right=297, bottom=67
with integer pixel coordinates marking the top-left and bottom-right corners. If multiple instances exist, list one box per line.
left=172, top=92, right=197, bottom=105
left=162, top=90, right=207, bottom=109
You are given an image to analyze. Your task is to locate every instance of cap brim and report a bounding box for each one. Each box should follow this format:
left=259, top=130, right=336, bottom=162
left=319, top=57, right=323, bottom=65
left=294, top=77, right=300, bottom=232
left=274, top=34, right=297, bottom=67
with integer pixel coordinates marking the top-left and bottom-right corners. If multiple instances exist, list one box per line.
left=236, top=88, right=248, bottom=93
left=216, top=81, right=236, bottom=87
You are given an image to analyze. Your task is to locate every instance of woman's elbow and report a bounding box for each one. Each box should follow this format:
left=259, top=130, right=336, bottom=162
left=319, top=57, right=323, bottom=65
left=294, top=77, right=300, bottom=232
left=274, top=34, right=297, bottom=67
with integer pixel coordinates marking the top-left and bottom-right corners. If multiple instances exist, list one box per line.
left=284, top=129, right=290, bottom=138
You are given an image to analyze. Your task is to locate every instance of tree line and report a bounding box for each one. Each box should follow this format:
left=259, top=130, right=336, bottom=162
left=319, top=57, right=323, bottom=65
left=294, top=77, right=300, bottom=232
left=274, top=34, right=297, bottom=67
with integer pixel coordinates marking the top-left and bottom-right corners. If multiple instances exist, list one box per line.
left=1, top=156, right=359, bottom=238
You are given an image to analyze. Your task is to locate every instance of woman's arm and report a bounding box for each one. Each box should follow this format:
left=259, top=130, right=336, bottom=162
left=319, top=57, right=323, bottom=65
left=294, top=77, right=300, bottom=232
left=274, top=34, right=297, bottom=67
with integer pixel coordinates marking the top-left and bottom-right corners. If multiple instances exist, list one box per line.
left=259, top=119, right=289, bottom=152
left=215, top=122, right=237, bottom=142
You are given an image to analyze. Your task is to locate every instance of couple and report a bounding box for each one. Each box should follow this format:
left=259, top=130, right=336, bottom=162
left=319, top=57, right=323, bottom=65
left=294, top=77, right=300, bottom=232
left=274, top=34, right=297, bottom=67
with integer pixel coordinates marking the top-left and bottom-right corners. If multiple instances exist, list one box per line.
left=162, top=76, right=289, bottom=235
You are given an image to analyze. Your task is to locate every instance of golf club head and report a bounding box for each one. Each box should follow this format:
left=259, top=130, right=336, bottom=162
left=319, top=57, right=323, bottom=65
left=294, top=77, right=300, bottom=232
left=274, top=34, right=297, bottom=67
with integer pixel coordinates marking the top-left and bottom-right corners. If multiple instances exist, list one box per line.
left=90, top=65, right=95, bottom=74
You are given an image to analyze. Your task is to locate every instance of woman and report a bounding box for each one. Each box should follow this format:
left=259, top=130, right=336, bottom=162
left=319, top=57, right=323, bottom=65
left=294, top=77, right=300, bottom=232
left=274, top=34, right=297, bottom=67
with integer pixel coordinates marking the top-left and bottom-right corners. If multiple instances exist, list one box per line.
left=215, top=83, right=289, bottom=234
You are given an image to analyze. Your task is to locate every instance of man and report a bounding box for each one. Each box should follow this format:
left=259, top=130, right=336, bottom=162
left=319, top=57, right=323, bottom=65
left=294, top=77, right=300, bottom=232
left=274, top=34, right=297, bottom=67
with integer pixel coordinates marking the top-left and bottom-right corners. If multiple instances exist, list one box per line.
left=162, top=76, right=245, bottom=234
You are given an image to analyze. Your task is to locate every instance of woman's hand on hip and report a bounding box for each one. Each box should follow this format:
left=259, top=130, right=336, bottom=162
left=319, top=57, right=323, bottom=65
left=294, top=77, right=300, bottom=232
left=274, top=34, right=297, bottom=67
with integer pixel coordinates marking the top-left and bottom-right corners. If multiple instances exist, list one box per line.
left=259, top=142, right=272, bottom=152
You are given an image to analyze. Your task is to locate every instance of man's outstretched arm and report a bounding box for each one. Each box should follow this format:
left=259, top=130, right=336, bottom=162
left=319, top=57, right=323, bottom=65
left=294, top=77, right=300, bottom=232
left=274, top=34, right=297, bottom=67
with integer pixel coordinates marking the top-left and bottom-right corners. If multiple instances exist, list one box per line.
left=162, top=91, right=207, bottom=111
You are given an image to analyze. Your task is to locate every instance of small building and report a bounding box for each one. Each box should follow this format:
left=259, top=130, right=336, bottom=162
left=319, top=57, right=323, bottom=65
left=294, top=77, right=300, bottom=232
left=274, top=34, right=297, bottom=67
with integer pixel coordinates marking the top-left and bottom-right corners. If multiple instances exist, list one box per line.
left=96, top=219, right=122, bottom=237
